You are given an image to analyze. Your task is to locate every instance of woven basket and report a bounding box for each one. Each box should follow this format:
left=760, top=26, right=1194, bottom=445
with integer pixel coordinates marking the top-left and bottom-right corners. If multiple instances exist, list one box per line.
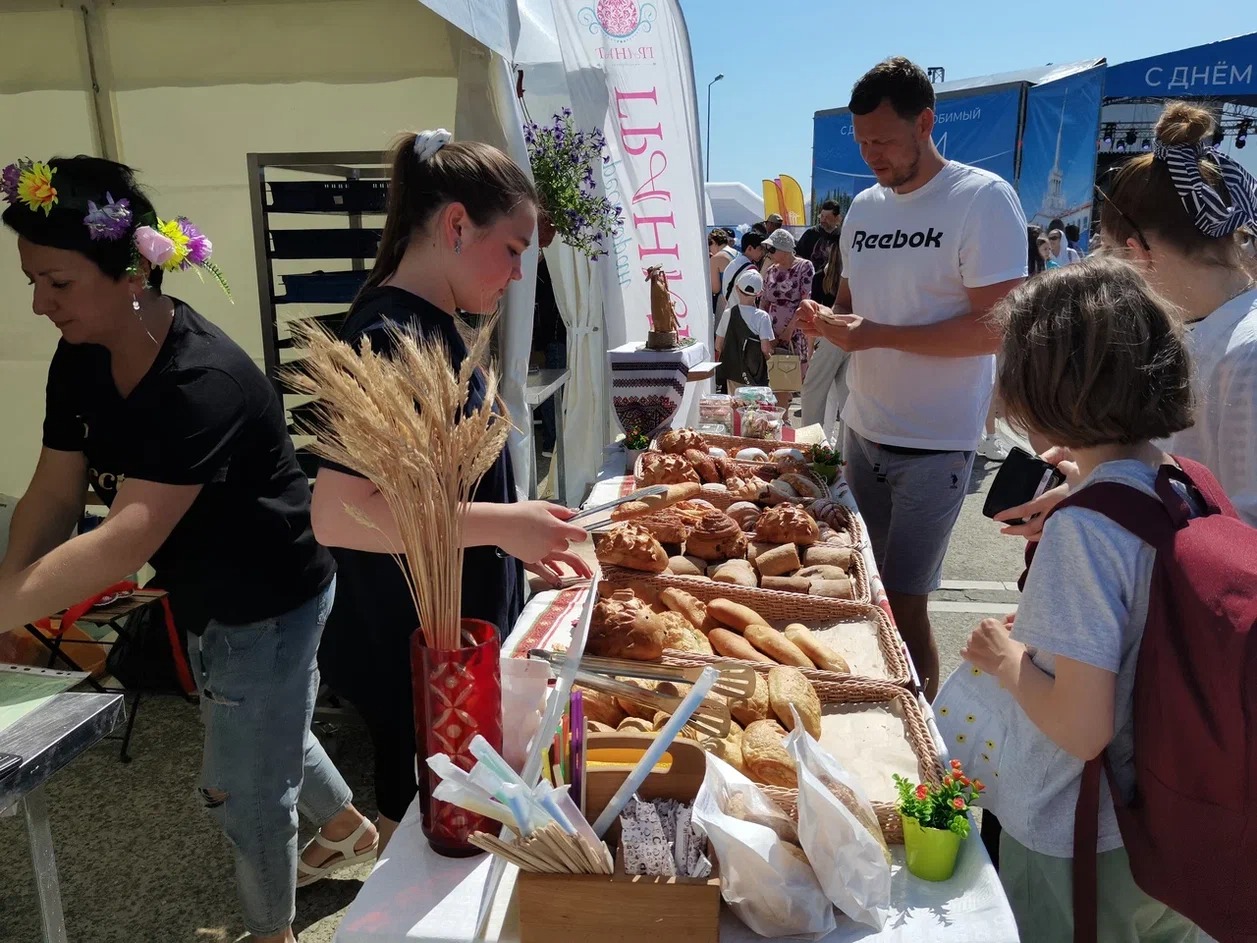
left=601, top=566, right=904, bottom=684
left=692, top=675, right=941, bottom=843
left=803, top=500, right=865, bottom=549
left=701, top=432, right=805, bottom=455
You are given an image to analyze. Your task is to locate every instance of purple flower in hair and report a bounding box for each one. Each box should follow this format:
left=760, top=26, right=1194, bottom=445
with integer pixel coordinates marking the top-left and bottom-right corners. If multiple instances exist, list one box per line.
left=179, top=218, right=213, bottom=266
left=83, top=193, right=133, bottom=240
left=0, top=162, right=21, bottom=204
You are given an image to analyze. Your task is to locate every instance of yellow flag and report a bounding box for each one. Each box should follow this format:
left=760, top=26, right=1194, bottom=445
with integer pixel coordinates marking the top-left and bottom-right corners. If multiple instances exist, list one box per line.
left=779, top=174, right=807, bottom=227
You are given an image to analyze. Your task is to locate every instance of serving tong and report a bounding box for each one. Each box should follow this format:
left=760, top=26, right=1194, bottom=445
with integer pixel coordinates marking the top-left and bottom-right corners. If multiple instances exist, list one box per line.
left=531, top=650, right=757, bottom=701
left=569, top=485, right=669, bottom=531
left=567, top=670, right=732, bottom=739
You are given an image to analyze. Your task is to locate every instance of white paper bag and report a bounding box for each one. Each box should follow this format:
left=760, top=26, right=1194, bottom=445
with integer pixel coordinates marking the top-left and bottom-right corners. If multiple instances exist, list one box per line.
left=691, top=754, right=837, bottom=939
left=499, top=656, right=552, bottom=773
left=785, top=708, right=892, bottom=930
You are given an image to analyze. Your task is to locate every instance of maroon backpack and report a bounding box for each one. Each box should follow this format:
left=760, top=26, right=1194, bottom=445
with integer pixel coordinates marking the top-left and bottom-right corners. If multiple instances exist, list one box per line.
left=1023, top=458, right=1257, bottom=943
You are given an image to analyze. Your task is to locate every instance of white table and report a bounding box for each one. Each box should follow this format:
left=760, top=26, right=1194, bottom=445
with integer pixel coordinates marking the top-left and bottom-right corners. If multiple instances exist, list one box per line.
left=334, top=449, right=1020, bottom=943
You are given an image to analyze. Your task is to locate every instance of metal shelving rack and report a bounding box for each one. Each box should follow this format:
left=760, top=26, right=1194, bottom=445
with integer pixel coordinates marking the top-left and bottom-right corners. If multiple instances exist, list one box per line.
left=246, top=150, right=390, bottom=476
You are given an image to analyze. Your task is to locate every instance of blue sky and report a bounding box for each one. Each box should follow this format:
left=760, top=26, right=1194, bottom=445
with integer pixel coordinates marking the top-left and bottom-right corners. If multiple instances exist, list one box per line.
left=678, top=0, right=1257, bottom=192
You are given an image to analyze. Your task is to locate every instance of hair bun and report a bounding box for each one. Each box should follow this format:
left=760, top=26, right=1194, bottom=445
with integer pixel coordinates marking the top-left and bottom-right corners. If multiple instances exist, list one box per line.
left=412, top=128, right=451, bottom=162
left=1154, top=102, right=1214, bottom=147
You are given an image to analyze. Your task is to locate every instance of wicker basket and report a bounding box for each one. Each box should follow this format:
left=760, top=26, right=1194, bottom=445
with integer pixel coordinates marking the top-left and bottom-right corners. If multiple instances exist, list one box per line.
left=691, top=674, right=941, bottom=843
left=601, top=566, right=903, bottom=683
left=804, top=500, right=865, bottom=549
left=701, top=432, right=806, bottom=455
left=631, top=451, right=835, bottom=515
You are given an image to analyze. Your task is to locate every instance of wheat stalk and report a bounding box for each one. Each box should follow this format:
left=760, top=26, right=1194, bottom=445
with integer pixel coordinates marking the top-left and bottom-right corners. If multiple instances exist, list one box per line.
left=289, top=316, right=510, bottom=650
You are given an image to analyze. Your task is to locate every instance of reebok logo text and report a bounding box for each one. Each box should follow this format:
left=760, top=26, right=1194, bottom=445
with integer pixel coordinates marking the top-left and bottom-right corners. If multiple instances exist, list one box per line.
left=851, top=228, right=944, bottom=252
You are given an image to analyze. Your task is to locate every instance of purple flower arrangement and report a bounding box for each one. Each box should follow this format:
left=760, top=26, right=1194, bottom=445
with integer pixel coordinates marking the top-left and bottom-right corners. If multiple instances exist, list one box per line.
left=525, top=108, right=623, bottom=260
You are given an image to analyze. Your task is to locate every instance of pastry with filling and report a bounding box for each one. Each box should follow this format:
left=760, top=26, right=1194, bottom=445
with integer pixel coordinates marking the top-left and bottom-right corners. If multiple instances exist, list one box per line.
left=685, top=510, right=748, bottom=561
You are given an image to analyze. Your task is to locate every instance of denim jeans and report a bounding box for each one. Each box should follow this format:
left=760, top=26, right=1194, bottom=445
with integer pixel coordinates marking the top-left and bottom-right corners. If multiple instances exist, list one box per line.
left=187, top=578, right=351, bottom=936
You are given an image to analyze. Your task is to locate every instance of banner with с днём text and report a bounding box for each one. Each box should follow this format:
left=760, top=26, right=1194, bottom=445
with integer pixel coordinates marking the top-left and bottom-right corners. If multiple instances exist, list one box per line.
left=551, top=0, right=711, bottom=354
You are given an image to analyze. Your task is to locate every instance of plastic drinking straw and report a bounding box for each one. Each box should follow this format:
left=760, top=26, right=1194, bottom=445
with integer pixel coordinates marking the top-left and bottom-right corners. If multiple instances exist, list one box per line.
left=431, top=780, right=520, bottom=833
left=529, top=780, right=576, bottom=835
left=591, top=667, right=719, bottom=838
left=473, top=580, right=598, bottom=940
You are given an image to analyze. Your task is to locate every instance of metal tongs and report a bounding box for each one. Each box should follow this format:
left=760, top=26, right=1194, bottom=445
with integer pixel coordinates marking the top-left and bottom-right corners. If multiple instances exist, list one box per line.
left=529, top=649, right=757, bottom=702
left=569, top=485, right=669, bottom=531
left=566, top=669, right=732, bottom=739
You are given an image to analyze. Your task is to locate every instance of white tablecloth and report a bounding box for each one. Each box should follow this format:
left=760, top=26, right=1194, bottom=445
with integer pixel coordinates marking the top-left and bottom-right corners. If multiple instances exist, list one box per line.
left=333, top=448, right=1019, bottom=943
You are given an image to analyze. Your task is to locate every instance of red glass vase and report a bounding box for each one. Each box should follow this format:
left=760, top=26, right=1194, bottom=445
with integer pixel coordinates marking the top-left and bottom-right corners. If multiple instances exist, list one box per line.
left=411, top=618, right=503, bottom=857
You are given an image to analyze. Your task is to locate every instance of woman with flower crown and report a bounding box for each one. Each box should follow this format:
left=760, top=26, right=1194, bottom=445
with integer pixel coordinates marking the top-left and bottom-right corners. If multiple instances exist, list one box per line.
left=0, top=155, right=375, bottom=943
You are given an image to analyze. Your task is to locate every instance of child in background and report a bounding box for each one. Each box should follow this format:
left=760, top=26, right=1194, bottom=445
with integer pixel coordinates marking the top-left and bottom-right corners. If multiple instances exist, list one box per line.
left=959, top=258, right=1197, bottom=943
left=714, top=267, right=775, bottom=394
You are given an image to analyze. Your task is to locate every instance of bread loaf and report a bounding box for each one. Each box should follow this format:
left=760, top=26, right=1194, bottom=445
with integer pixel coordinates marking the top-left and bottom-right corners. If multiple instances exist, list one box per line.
left=657, top=428, right=706, bottom=455
left=667, top=555, right=707, bottom=577
left=707, top=598, right=771, bottom=634
left=795, top=564, right=847, bottom=581
left=711, top=560, right=758, bottom=587
left=802, top=545, right=856, bottom=569
left=784, top=624, right=850, bottom=673
left=809, top=578, right=855, bottom=599
left=730, top=671, right=771, bottom=726
left=744, top=625, right=815, bottom=668
left=595, top=524, right=668, bottom=574
left=617, top=717, right=654, bottom=733
left=709, top=627, right=774, bottom=664
left=753, top=543, right=802, bottom=577
left=723, top=791, right=798, bottom=844
left=588, top=590, right=666, bottom=660
left=742, top=720, right=797, bottom=787
left=767, top=665, right=822, bottom=737
left=760, top=576, right=813, bottom=594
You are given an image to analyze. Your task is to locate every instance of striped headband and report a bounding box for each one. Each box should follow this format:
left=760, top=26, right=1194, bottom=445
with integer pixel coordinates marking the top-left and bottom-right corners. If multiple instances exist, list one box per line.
left=1151, top=139, right=1257, bottom=239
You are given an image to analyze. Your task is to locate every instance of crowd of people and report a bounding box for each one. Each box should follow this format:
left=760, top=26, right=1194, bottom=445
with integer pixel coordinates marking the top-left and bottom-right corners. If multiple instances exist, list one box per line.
left=1, top=46, right=1254, bottom=943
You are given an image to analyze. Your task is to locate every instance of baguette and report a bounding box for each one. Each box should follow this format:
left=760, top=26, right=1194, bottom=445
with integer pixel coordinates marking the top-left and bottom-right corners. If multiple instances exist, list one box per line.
left=709, top=627, right=774, bottom=664
left=707, top=598, right=771, bottom=634
left=744, top=625, right=815, bottom=668
left=784, top=624, right=851, bottom=673
left=659, top=587, right=713, bottom=632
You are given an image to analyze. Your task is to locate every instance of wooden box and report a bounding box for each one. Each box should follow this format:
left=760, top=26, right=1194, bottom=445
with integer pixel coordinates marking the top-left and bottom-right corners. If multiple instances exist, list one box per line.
left=517, top=735, right=721, bottom=943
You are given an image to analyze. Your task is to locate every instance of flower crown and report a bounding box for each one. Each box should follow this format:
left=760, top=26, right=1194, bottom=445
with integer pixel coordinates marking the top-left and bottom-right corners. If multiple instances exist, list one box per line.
left=2, top=157, right=230, bottom=298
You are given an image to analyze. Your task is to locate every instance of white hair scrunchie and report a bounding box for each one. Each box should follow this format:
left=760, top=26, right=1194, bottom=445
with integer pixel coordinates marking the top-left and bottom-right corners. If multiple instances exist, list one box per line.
left=413, top=128, right=452, bottom=162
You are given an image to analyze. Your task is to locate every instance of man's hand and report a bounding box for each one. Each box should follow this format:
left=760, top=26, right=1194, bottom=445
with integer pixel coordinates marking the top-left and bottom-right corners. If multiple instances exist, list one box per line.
left=794, top=300, right=881, bottom=351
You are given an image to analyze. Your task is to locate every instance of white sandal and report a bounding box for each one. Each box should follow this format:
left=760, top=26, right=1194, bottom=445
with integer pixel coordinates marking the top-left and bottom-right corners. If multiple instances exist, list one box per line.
left=296, top=819, right=378, bottom=888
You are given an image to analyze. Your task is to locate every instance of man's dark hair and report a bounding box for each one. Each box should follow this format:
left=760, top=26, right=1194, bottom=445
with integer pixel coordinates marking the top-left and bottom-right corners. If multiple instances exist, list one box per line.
left=820, top=199, right=841, bottom=215
left=848, top=57, right=935, bottom=119
left=740, top=232, right=765, bottom=253
left=751, top=221, right=767, bottom=235
left=1065, top=223, right=1081, bottom=244
left=1048, top=218, right=1065, bottom=233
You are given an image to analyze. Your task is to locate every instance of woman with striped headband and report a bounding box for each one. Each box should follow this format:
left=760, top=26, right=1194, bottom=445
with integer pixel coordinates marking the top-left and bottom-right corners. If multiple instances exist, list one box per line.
left=997, top=101, right=1257, bottom=537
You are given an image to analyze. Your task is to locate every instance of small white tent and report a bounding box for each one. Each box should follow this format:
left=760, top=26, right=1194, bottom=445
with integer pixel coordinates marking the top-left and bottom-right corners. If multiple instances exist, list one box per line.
left=0, top=0, right=561, bottom=498
left=706, top=182, right=765, bottom=229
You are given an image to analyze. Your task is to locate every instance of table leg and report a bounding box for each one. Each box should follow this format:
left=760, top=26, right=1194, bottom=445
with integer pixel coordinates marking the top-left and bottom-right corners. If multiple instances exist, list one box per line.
left=553, top=385, right=567, bottom=506
left=22, top=786, right=69, bottom=943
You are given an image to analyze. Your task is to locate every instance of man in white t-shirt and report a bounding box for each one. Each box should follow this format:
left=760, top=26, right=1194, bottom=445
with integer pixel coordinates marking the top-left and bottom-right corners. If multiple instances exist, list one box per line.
left=797, top=56, right=1028, bottom=699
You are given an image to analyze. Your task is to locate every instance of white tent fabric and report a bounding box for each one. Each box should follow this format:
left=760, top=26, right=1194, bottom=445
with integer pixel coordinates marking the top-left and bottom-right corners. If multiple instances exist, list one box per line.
left=706, top=182, right=766, bottom=228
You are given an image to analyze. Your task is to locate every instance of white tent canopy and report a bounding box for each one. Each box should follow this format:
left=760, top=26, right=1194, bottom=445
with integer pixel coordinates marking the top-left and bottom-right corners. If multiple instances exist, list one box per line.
left=0, top=0, right=569, bottom=500
left=706, top=182, right=766, bottom=229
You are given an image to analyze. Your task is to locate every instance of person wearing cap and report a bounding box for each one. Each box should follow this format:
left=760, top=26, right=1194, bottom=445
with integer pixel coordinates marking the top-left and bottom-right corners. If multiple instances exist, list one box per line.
left=720, top=232, right=767, bottom=305
left=764, top=213, right=784, bottom=234
left=761, top=227, right=815, bottom=407
left=715, top=267, right=775, bottom=392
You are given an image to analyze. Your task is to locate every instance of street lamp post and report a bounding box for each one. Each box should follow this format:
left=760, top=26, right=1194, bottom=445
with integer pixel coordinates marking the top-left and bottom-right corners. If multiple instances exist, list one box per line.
left=706, top=73, right=724, bottom=181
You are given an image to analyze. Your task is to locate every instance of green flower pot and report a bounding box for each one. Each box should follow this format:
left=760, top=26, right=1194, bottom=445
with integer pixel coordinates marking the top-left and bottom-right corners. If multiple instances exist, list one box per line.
left=812, top=461, right=840, bottom=485
left=901, top=814, right=963, bottom=882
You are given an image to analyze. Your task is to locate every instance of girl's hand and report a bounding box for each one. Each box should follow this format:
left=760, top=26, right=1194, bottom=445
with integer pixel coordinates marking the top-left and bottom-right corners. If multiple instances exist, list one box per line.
left=962, top=617, right=1026, bottom=686
left=993, top=446, right=1081, bottom=541
left=525, top=551, right=594, bottom=588
left=498, top=502, right=587, bottom=566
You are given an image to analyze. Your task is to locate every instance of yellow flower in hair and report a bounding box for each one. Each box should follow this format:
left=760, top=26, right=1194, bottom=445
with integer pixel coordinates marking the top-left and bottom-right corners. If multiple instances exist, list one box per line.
left=157, top=217, right=191, bottom=270
left=18, top=161, right=57, bottom=214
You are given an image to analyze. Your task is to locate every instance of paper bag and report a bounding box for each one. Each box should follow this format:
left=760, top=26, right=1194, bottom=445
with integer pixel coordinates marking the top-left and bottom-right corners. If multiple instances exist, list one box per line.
left=691, top=754, right=837, bottom=938
left=934, top=663, right=1007, bottom=817
left=767, top=352, right=802, bottom=393
left=785, top=709, right=892, bottom=930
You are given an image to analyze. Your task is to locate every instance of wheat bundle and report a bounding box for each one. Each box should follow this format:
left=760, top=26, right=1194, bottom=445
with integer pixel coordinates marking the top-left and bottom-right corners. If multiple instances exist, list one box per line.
left=290, top=317, right=510, bottom=651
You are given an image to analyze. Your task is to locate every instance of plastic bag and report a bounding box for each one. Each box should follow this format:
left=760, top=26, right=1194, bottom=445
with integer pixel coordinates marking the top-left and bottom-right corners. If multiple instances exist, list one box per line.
left=785, top=707, right=892, bottom=930
left=499, top=656, right=552, bottom=773
left=691, top=754, right=837, bottom=939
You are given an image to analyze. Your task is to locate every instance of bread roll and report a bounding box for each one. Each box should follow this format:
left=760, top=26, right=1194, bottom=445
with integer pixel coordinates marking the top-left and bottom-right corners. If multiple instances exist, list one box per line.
left=587, top=720, right=617, bottom=734
left=761, top=576, right=813, bottom=594
left=723, top=791, right=798, bottom=844
left=614, top=679, right=660, bottom=720
left=637, top=453, right=700, bottom=486
left=809, top=578, right=855, bottom=599
left=725, top=501, right=762, bottom=532
left=595, top=524, right=668, bottom=574
left=685, top=511, right=748, bottom=562
left=704, top=723, right=746, bottom=773
left=577, top=687, right=628, bottom=728
left=730, top=671, right=771, bottom=726
left=667, top=555, right=707, bottom=577
left=707, top=598, right=771, bottom=634
left=802, top=545, right=856, bottom=569
left=755, top=504, right=821, bottom=545
left=658, top=428, right=706, bottom=455
left=768, top=666, right=822, bottom=737
left=658, top=611, right=713, bottom=655
left=709, top=627, right=774, bottom=664
left=784, top=624, right=850, bottom=673
left=742, top=720, right=797, bottom=787
left=635, top=509, right=695, bottom=545
left=795, top=564, right=846, bottom=581
left=617, top=717, right=655, bottom=733
left=711, top=560, right=758, bottom=587
left=753, top=543, right=802, bottom=577
left=659, top=587, right=711, bottom=631
left=683, top=448, right=721, bottom=484
left=744, top=625, right=815, bottom=668
left=588, top=591, right=666, bottom=660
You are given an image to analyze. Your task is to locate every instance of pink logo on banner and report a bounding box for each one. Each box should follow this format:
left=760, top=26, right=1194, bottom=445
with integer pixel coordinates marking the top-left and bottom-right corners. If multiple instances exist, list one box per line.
left=581, top=0, right=656, bottom=39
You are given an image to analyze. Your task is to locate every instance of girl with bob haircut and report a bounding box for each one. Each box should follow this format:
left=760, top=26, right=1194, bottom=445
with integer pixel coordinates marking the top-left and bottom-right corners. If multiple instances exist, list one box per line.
left=960, top=257, right=1199, bottom=942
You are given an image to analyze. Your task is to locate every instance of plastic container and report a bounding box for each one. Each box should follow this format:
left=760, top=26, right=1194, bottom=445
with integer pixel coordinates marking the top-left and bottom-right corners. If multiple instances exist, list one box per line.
left=697, top=394, right=734, bottom=434
left=731, top=386, right=776, bottom=408
left=901, top=815, right=963, bottom=881
left=271, top=228, right=382, bottom=259
left=737, top=404, right=785, bottom=440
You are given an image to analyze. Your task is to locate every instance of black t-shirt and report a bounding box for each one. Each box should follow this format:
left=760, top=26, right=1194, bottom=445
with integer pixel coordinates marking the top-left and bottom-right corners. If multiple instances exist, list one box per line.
left=318, top=288, right=524, bottom=700
left=797, top=224, right=843, bottom=273
left=42, top=300, right=335, bottom=634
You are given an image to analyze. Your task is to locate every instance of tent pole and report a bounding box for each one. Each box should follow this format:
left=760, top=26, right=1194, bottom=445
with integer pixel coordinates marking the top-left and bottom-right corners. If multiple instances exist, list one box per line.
left=77, top=1, right=122, bottom=162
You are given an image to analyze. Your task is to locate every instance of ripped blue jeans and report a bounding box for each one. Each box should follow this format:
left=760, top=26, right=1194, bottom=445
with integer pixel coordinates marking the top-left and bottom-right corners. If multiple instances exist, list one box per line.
left=187, top=578, right=351, bottom=936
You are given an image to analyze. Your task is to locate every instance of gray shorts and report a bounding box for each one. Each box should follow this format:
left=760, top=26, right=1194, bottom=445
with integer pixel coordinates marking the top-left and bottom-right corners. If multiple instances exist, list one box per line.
left=842, top=428, right=974, bottom=596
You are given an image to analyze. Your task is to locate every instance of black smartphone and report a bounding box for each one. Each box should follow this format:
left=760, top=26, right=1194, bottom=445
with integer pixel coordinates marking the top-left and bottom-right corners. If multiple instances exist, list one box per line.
left=982, top=447, right=1066, bottom=524
left=0, top=752, right=20, bottom=785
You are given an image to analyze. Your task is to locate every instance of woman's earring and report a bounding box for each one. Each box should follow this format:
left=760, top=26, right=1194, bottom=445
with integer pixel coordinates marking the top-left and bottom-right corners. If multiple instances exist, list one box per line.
left=132, top=294, right=141, bottom=312
left=454, top=238, right=462, bottom=255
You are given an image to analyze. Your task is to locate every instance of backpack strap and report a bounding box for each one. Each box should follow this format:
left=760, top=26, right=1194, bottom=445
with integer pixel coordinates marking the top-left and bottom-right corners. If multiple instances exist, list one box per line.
left=724, top=260, right=755, bottom=300
left=1163, top=455, right=1238, bottom=520
left=1073, top=755, right=1123, bottom=943
left=1046, top=481, right=1178, bottom=548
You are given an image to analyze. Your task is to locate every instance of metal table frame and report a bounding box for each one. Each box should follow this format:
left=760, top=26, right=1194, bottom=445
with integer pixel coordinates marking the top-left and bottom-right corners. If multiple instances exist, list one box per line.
left=0, top=692, right=125, bottom=943
left=524, top=368, right=570, bottom=502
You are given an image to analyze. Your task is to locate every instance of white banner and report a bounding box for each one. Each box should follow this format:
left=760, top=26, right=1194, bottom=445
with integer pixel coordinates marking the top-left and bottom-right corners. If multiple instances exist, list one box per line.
left=550, top=0, right=711, bottom=354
